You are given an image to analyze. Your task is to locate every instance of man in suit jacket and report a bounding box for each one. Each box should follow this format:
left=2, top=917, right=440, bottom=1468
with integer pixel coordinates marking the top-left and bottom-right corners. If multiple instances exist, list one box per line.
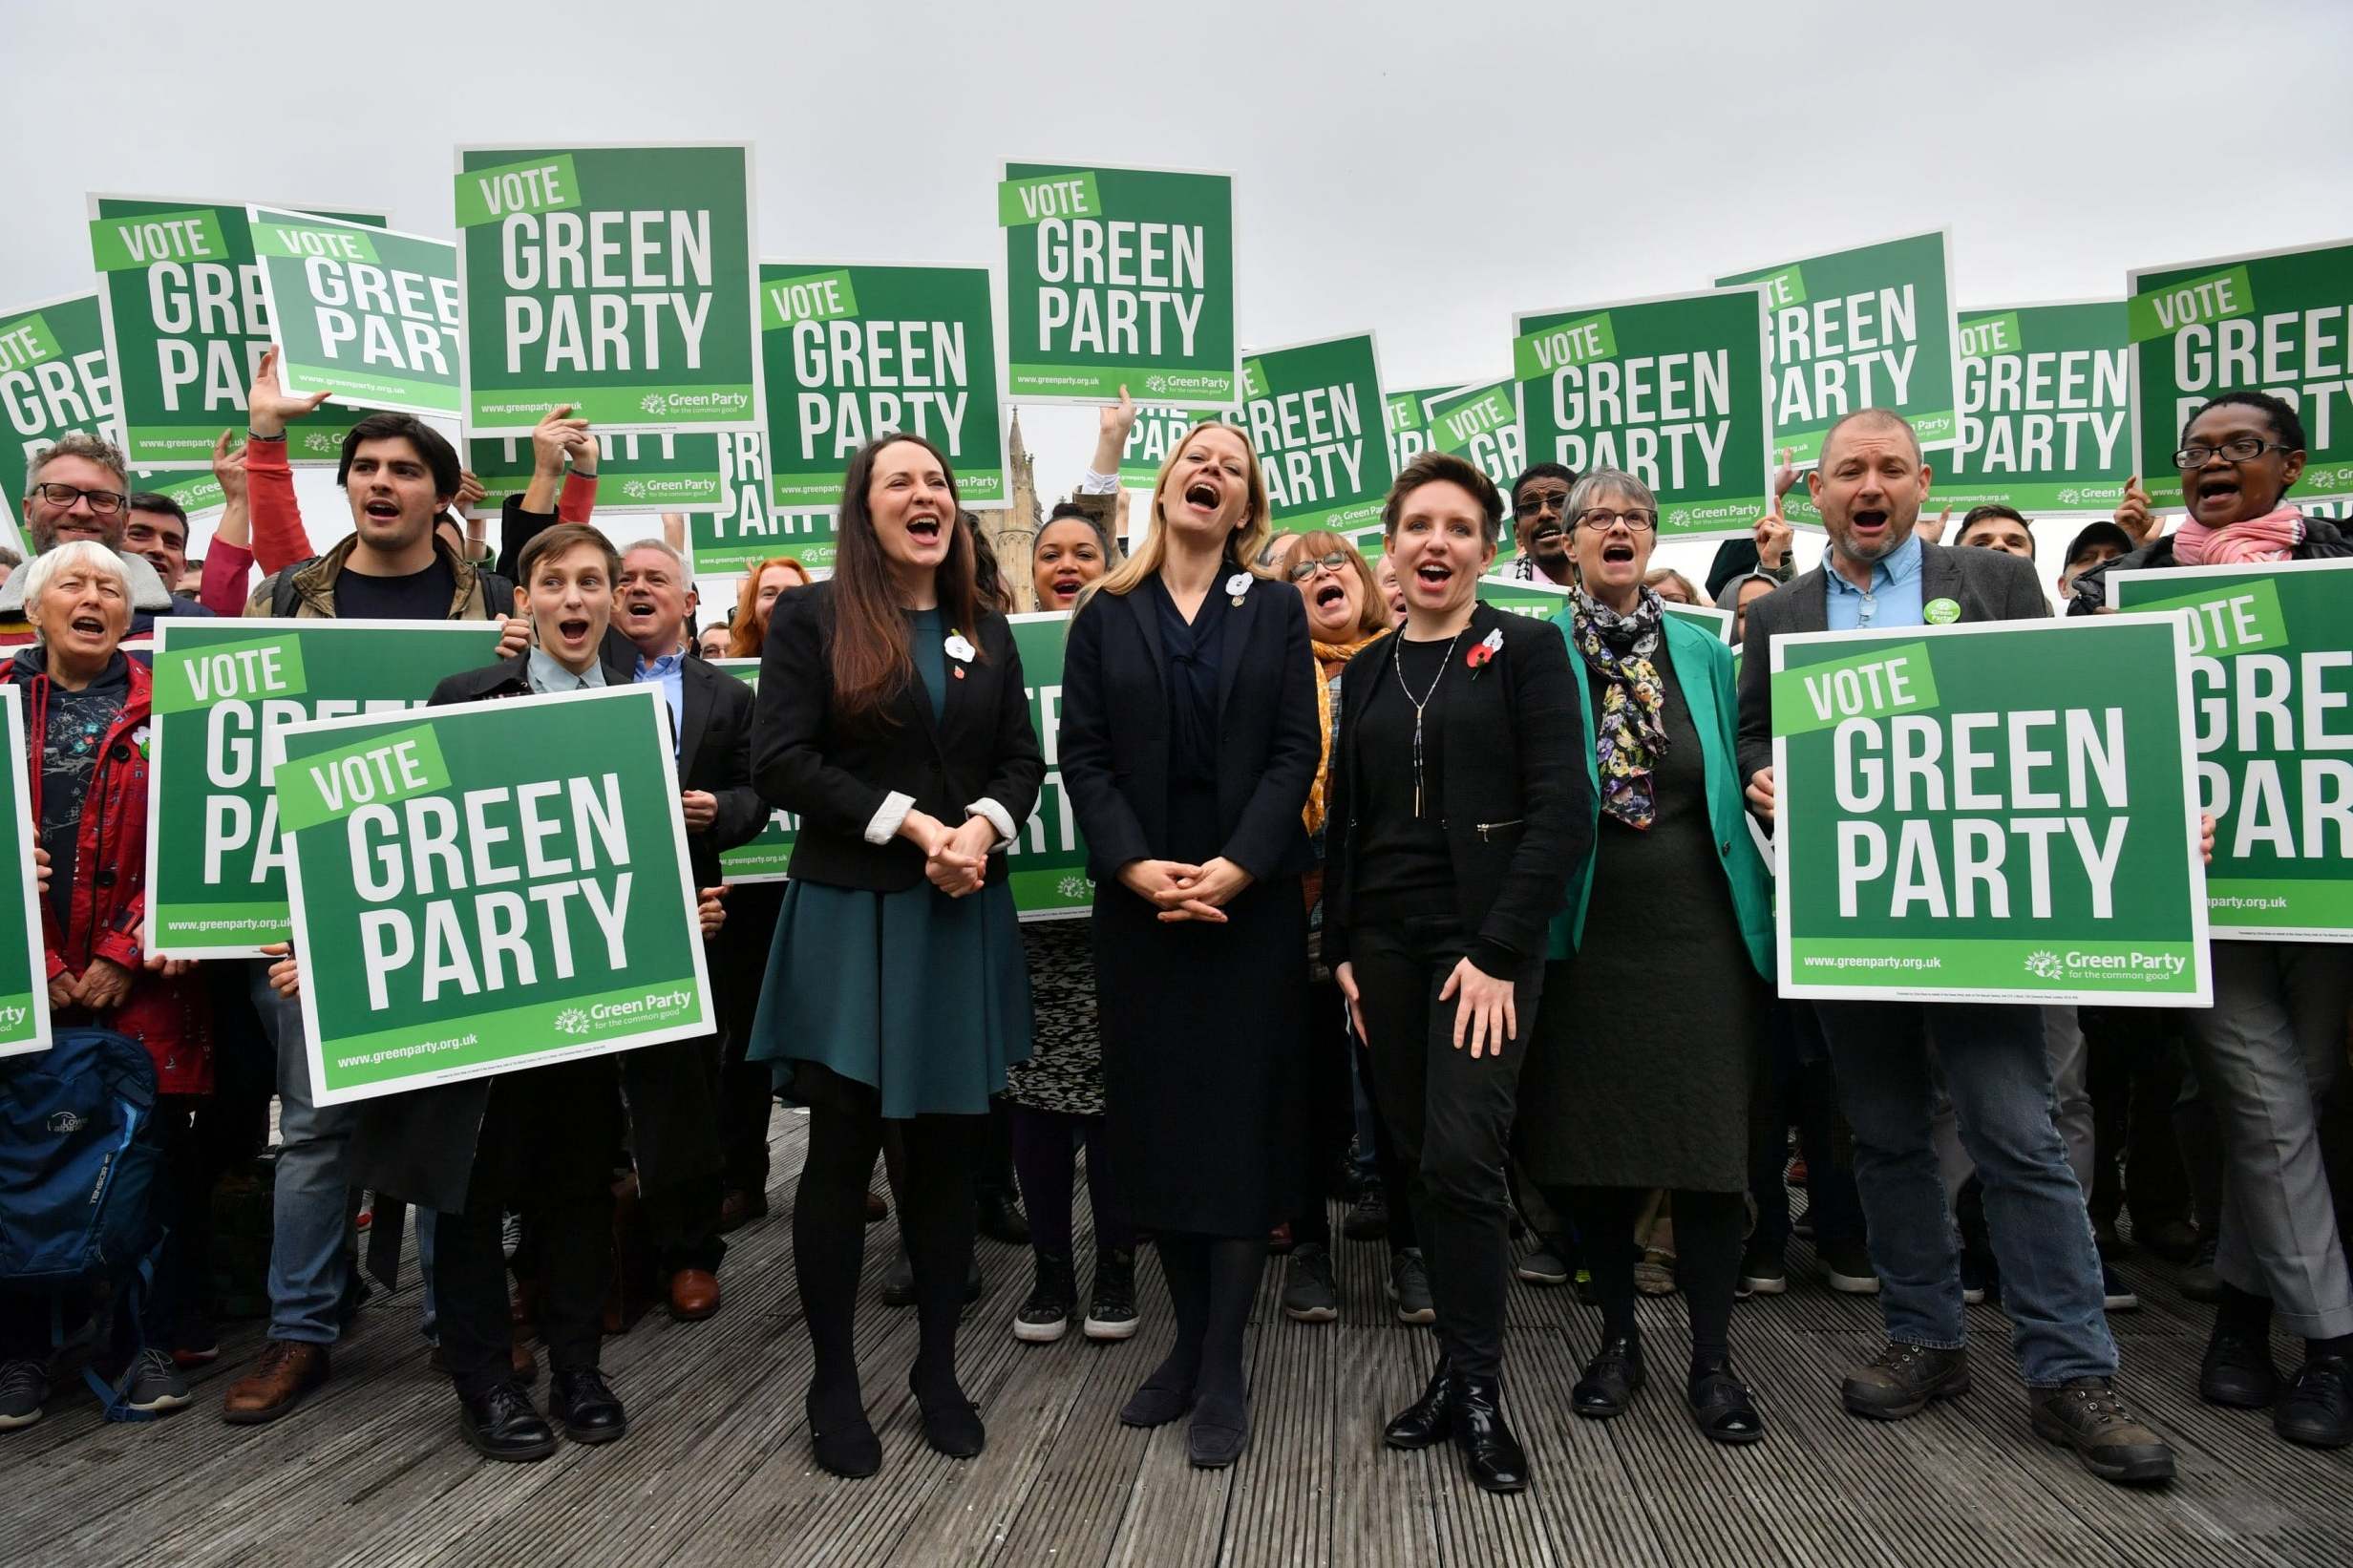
left=611, top=540, right=767, bottom=1322
left=1734, top=409, right=2176, bottom=1487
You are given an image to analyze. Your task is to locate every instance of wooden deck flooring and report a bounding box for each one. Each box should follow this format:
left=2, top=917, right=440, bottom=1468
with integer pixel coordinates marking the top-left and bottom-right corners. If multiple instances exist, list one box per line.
left=5, top=1111, right=2350, bottom=1567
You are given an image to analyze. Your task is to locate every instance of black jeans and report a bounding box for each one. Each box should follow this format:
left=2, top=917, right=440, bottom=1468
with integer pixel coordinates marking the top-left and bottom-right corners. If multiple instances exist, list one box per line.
left=1349, top=916, right=1541, bottom=1383
left=1749, top=1001, right=1868, bottom=1252
left=641, top=1035, right=728, bottom=1278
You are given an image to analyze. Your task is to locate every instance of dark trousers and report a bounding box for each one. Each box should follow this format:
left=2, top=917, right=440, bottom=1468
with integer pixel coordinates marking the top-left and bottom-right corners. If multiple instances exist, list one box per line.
left=1291, top=977, right=1363, bottom=1249
left=1351, top=917, right=1540, bottom=1383
left=1007, top=1104, right=1135, bottom=1258
left=716, top=884, right=785, bottom=1193
left=1749, top=1001, right=1867, bottom=1252
left=641, top=1034, right=728, bottom=1277
left=2080, top=1006, right=2194, bottom=1235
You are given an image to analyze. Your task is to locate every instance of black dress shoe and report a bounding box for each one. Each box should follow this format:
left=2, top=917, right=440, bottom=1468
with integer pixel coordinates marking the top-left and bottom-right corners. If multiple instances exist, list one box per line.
left=2276, top=1355, right=2353, bottom=1449
left=458, top=1381, right=556, bottom=1463
left=1447, top=1374, right=1528, bottom=1494
left=1688, top=1358, right=1765, bottom=1445
left=548, top=1368, right=627, bottom=1444
left=1118, top=1366, right=1197, bottom=1429
left=2198, top=1326, right=2279, bottom=1409
left=977, top=1189, right=1030, bottom=1246
left=1383, top=1358, right=1452, bottom=1450
left=806, top=1386, right=881, bottom=1478
left=1187, top=1392, right=1251, bottom=1468
left=911, top=1370, right=986, bottom=1458
left=1573, top=1334, right=1645, bottom=1419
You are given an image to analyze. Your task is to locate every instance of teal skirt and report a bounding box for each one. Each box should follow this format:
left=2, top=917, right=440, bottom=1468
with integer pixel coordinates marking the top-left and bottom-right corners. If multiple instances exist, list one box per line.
left=745, top=877, right=1032, bottom=1119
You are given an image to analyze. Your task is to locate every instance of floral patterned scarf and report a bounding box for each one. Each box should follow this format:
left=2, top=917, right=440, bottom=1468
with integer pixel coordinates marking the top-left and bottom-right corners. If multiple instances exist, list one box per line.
left=1571, top=588, right=1671, bottom=830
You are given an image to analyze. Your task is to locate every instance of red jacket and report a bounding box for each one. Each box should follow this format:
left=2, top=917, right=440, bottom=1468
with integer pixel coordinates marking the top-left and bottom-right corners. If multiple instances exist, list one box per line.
left=1, top=651, right=211, bottom=1093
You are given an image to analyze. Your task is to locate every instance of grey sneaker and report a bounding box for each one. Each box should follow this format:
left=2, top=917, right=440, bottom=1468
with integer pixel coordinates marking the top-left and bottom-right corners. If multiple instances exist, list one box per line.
left=1282, top=1243, right=1339, bottom=1323
left=1389, top=1248, right=1436, bottom=1324
left=117, top=1347, right=191, bottom=1415
left=1515, top=1245, right=1570, bottom=1286
left=0, top=1359, right=45, bottom=1430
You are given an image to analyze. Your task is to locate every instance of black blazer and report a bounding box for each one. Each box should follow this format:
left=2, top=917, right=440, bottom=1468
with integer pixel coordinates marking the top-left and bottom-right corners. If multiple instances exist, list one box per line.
left=751, top=580, right=1044, bottom=893
left=1734, top=540, right=2047, bottom=790
left=1060, top=572, right=1320, bottom=883
left=1320, top=601, right=1589, bottom=970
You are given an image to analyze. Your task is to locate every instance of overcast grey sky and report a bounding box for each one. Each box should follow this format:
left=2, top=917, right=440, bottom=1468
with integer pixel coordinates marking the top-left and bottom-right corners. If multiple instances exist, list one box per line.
left=10, top=0, right=2349, bottom=583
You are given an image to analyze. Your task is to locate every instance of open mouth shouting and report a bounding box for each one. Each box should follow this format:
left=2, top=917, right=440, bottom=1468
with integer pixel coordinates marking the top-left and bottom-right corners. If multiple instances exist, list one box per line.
left=620, top=593, right=660, bottom=626
left=1846, top=506, right=1892, bottom=549
left=1408, top=556, right=1457, bottom=602
left=1046, top=572, right=1085, bottom=605
left=551, top=612, right=595, bottom=651
left=65, top=608, right=111, bottom=644
left=903, top=511, right=945, bottom=549
left=1600, top=539, right=1638, bottom=567
left=361, top=496, right=402, bottom=526
left=2193, top=470, right=2242, bottom=518
left=1182, top=478, right=1223, bottom=519
left=1314, top=581, right=1348, bottom=612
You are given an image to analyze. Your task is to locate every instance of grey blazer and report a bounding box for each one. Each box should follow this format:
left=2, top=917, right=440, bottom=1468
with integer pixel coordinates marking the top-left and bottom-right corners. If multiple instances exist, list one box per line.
left=1734, top=539, right=2048, bottom=790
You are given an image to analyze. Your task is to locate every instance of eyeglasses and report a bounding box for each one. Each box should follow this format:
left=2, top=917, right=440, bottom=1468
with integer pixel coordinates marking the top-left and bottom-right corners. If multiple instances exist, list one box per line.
left=1286, top=550, right=1352, bottom=582
left=1514, top=489, right=1570, bottom=518
left=31, top=482, right=127, bottom=516
left=1576, top=508, right=1657, bottom=534
left=2173, top=435, right=2293, bottom=469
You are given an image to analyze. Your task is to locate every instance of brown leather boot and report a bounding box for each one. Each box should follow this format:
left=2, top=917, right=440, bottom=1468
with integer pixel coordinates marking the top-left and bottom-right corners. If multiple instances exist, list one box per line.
left=221, top=1341, right=330, bottom=1425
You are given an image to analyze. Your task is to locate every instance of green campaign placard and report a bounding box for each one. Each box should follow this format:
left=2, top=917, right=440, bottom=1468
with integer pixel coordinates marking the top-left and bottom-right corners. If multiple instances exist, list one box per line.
left=1002, top=612, right=1092, bottom=920
left=1665, top=602, right=1736, bottom=645
left=689, top=499, right=837, bottom=579
left=1944, top=301, right=2130, bottom=515
left=0, top=688, right=53, bottom=1057
left=2109, top=560, right=2353, bottom=941
left=1, top=291, right=115, bottom=556
left=1117, top=403, right=1202, bottom=489
left=709, top=658, right=795, bottom=883
left=1422, top=379, right=1527, bottom=563
left=455, top=143, right=763, bottom=435
left=1228, top=332, right=1392, bottom=534
left=249, top=207, right=460, bottom=420
left=88, top=195, right=389, bottom=470
left=761, top=262, right=1008, bottom=511
left=465, top=431, right=727, bottom=515
left=1718, top=231, right=1961, bottom=477
left=1001, top=160, right=1237, bottom=407
left=134, top=470, right=226, bottom=527
left=1474, top=575, right=1572, bottom=621
left=144, top=619, right=505, bottom=958
left=1385, top=382, right=1451, bottom=475
left=2127, top=238, right=2353, bottom=510
left=1513, top=287, right=1771, bottom=540
left=1770, top=616, right=2210, bottom=1005
left=281, top=684, right=713, bottom=1106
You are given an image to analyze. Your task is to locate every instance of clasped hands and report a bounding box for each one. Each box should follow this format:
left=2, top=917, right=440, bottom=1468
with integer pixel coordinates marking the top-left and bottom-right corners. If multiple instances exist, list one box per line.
left=1116, top=857, right=1254, bottom=924
left=903, top=809, right=998, bottom=898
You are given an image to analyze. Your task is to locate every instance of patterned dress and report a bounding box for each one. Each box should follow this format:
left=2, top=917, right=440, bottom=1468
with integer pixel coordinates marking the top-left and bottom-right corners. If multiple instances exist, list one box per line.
left=1005, top=919, right=1103, bottom=1116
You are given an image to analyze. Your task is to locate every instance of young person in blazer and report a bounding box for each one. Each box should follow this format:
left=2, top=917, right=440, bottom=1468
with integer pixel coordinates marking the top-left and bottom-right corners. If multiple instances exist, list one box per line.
left=1735, top=408, right=2178, bottom=1487
left=1516, top=468, right=1774, bottom=1447
left=1059, top=416, right=1321, bottom=1470
left=1322, top=451, right=1590, bottom=1494
left=746, top=433, right=1044, bottom=1479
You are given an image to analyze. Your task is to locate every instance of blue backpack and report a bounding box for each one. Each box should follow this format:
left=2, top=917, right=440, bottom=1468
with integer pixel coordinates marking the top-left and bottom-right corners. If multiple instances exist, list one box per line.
left=0, top=1028, right=166, bottom=1418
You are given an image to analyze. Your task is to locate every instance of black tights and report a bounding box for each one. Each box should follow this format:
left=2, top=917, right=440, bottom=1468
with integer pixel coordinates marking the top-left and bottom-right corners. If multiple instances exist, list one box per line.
left=1560, top=1186, right=1745, bottom=1369
left=1150, top=1232, right=1263, bottom=1407
left=795, top=1096, right=986, bottom=1417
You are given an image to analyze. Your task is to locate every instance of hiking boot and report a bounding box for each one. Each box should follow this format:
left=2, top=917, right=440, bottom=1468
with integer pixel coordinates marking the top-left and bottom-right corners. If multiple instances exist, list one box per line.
left=1738, top=1235, right=1788, bottom=1298
left=2179, top=1236, right=2222, bottom=1303
left=222, top=1340, right=330, bottom=1425
left=1389, top=1248, right=1436, bottom=1324
left=548, top=1367, right=627, bottom=1444
left=2100, top=1261, right=2139, bottom=1313
left=458, top=1380, right=557, bottom=1462
left=1013, top=1249, right=1078, bottom=1344
left=1515, top=1244, right=1569, bottom=1286
left=117, top=1347, right=192, bottom=1415
left=2031, top=1378, right=2176, bottom=1483
left=0, top=1360, right=46, bottom=1430
left=2199, top=1325, right=2279, bottom=1409
left=2276, top=1355, right=2353, bottom=1449
left=1282, top=1242, right=1338, bottom=1323
left=1343, top=1186, right=1390, bottom=1241
left=1841, top=1342, right=1969, bottom=1420
left=1084, top=1247, right=1139, bottom=1341
left=1819, top=1238, right=1880, bottom=1295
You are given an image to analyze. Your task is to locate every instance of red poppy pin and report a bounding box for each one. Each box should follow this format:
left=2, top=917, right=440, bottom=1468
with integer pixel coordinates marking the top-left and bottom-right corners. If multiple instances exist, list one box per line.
left=1467, top=627, right=1503, bottom=676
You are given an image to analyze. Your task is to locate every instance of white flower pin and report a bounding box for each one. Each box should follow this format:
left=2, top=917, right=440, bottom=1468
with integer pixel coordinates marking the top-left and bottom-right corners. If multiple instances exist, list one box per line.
left=1481, top=628, right=1504, bottom=653
left=943, top=630, right=977, bottom=663
left=1224, top=571, right=1253, bottom=605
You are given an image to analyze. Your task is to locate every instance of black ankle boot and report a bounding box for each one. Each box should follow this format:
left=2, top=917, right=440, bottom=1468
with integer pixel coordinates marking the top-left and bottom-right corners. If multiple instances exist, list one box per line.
left=1687, top=1356, right=1765, bottom=1445
left=1573, top=1333, right=1645, bottom=1418
left=1383, top=1356, right=1452, bottom=1450
left=1446, top=1373, right=1529, bottom=1494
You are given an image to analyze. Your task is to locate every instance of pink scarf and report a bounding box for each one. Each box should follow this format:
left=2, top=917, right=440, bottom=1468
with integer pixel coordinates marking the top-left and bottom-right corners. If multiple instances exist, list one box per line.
left=2173, top=503, right=2304, bottom=566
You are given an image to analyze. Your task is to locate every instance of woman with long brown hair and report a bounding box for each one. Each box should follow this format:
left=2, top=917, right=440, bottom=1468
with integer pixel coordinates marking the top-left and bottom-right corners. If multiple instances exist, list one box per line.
left=746, top=433, right=1043, bottom=1478
left=1060, top=418, right=1321, bottom=1468
left=725, top=555, right=813, bottom=657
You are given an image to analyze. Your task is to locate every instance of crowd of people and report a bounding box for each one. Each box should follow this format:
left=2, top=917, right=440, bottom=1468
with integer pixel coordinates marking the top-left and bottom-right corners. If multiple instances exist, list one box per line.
left=0, top=365, right=2347, bottom=1504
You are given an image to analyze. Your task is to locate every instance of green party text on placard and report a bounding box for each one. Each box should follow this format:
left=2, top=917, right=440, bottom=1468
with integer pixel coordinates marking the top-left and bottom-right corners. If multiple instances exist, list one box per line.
left=1959, top=312, right=2022, bottom=359
left=454, top=154, right=583, bottom=227
left=88, top=209, right=227, bottom=272
left=998, top=172, right=1104, bottom=226
left=152, top=636, right=309, bottom=716
left=1512, top=313, right=1617, bottom=382
left=0, top=313, right=61, bottom=371
left=2127, top=265, right=2257, bottom=343
left=2130, top=579, right=2288, bottom=655
left=1770, top=642, right=1940, bottom=737
left=1431, top=385, right=1516, bottom=455
left=276, top=725, right=452, bottom=833
left=760, top=269, right=860, bottom=331
left=1945, top=302, right=2130, bottom=515
left=251, top=222, right=381, bottom=265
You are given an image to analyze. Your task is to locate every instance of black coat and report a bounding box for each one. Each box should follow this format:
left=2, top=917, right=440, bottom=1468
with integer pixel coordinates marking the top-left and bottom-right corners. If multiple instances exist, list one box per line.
left=2063, top=515, right=2350, bottom=617
left=750, top=580, right=1044, bottom=893
left=1320, top=601, right=1590, bottom=970
left=1059, top=575, right=1321, bottom=882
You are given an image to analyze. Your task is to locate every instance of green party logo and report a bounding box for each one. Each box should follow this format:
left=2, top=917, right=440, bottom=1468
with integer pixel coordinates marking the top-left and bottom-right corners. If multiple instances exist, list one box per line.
left=0, top=313, right=62, bottom=372
left=1923, top=598, right=1961, bottom=625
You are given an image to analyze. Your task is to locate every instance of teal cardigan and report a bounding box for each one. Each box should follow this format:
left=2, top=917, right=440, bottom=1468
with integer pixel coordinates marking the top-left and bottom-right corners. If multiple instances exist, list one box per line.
left=1544, top=610, right=1773, bottom=977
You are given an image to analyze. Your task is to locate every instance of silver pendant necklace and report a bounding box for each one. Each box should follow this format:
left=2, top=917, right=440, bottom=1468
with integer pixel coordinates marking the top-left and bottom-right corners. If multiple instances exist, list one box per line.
left=1393, top=628, right=1466, bottom=817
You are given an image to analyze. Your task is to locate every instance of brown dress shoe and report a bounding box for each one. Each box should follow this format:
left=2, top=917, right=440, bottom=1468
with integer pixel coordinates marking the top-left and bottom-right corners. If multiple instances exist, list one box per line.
left=668, top=1269, right=722, bottom=1322
left=222, top=1341, right=330, bottom=1426
left=864, top=1190, right=888, bottom=1224
left=717, top=1190, right=769, bottom=1234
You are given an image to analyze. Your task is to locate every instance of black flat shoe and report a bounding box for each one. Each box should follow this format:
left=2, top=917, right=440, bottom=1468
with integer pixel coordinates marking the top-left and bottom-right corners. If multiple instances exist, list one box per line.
left=1383, top=1358, right=1452, bottom=1450
left=1573, top=1334, right=1644, bottom=1419
left=548, top=1368, right=626, bottom=1445
left=1447, top=1374, right=1528, bottom=1494
left=2276, top=1355, right=2353, bottom=1449
left=806, top=1386, right=881, bottom=1478
left=2199, top=1326, right=2279, bottom=1409
left=1119, top=1358, right=1198, bottom=1429
left=1688, top=1359, right=1765, bottom=1445
left=1187, top=1393, right=1251, bottom=1468
left=458, top=1381, right=556, bottom=1463
left=911, top=1370, right=986, bottom=1458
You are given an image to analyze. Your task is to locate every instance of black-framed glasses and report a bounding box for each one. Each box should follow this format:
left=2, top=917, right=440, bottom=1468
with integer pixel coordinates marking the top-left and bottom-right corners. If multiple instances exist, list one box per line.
left=2173, top=435, right=2293, bottom=469
left=31, top=482, right=127, bottom=516
left=1514, top=488, right=1570, bottom=518
left=1286, top=550, right=1352, bottom=582
left=1576, top=507, right=1657, bottom=534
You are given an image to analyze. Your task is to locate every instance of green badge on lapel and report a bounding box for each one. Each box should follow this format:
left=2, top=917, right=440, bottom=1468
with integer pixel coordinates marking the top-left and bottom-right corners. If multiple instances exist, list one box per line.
left=1923, top=597, right=1961, bottom=625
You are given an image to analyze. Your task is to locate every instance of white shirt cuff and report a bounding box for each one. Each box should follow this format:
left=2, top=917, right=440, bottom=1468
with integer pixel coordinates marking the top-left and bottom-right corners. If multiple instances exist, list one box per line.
left=966, top=798, right=1018, bottom=850
left=1079, top=468, right=1118, bottom=495
left=863, top=792, right=916, bottom=845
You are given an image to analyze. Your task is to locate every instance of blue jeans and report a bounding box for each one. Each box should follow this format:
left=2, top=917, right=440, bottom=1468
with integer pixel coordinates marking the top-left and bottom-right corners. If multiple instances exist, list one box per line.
left=258, top=964, right=359, bottom=1346
left=1819, top=1001, right=2116, bottom=1387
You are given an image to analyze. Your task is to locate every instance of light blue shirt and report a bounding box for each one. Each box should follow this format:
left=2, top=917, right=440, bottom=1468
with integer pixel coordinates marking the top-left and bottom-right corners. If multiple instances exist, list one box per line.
left=633, top=648, right=687, bottom=755
left=526, top=646, right=607, bottom=694
left=1823, top=530, right=1926, bottom=630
